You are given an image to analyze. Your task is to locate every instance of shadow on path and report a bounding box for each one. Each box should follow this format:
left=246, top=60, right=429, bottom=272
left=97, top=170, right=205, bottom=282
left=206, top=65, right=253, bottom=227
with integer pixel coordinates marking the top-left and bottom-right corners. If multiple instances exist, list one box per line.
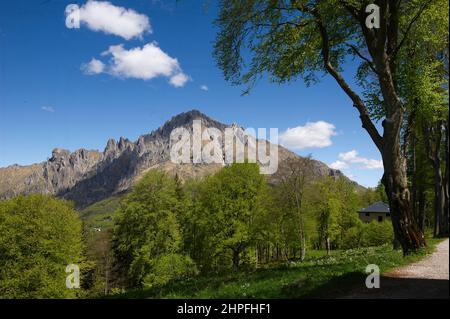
left=306, top=272, right=449, bottom=299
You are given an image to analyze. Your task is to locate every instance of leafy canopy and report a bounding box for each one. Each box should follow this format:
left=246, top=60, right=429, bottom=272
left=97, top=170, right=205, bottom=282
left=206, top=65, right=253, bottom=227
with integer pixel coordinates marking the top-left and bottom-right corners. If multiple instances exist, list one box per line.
left=0, top=195, right=83, bottom=298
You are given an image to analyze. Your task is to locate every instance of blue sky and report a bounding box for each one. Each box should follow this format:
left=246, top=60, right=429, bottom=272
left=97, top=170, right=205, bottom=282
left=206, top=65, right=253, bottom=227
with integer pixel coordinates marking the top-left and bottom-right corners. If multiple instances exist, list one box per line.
left=0, top=0, right=384, bottom=187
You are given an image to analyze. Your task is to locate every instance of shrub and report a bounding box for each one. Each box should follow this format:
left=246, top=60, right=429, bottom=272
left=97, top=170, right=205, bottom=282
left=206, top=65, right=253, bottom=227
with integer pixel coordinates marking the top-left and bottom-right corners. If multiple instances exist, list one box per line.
left=341, top=225, right=364, bottom=249
left=361, top=221, right=394, bottom=247
left=144, top=253, right=198, bottom=287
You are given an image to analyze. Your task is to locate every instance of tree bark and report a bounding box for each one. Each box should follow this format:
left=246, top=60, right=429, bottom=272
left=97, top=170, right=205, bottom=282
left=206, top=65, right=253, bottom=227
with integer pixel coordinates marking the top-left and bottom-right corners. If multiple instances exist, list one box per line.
left=443, top=121, right=449, bottom=235
left=410, top=132, right=418, bottom=226
left=433, top=172, right=445, bottom=237
left=417, top=186, right=426, bottom=233
left=326, top=237, right=331, bottom=256
left=300, top=230, right=306, bottom=262
left=423, top=121, right=448, bottom=237
left=381, top=144, right=425, bottom=254
left=380, top=92, right=425, bottom=253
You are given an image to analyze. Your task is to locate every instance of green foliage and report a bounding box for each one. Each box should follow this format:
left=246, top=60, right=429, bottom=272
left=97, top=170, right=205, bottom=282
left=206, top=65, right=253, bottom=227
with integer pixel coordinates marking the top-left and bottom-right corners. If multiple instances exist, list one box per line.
left=341, top=220, right=394, bottom=250
left=0, top=195, right=83, bottom=298
left=311, top=177, right=361, bottom=249
left=144, top=253, right=198, bottom=287
left=113, top=170, right=192, bottom=288
left=340, top=225, right=364, bottom=249
left=213, top=0, right=356, bottom=90
left=358, top=181, right=388, bottom=212
left=115, top=237, right=442, bottom=299
left=82, top=229, right=118, bottom=297
left=268, top=157, right=316, bottom=259
left=399, top=0, right=448, bottom=116
left=375, top=182, right=388, bottom=204
left=395, top=0, right=449, bottom=237
left=109, top=166, right=416, bottom=294
left=361, top=221, right=395, bottom=247
left=184, top=162, right=269, bottom=272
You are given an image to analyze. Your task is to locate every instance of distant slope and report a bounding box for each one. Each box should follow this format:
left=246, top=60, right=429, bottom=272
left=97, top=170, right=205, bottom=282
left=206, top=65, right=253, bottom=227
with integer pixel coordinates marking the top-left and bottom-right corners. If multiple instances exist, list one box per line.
left=80, top=193, right=126, bottom=229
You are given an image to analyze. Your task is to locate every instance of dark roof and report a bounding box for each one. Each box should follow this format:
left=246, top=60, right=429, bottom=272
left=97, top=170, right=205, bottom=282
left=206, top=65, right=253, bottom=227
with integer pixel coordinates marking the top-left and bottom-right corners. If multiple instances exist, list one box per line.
left=358, top=202, right=390, bottom=213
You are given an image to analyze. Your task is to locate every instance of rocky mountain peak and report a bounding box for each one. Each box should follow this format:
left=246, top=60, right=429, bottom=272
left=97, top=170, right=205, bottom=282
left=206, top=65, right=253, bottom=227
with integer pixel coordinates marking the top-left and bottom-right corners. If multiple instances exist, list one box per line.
left=118, top=137, right=133, bottom=151
left=51, top=148, right=70, bottom=160
left=153, top=109, right=229, bottom=138
left=0, top=110, right=350, bottom=208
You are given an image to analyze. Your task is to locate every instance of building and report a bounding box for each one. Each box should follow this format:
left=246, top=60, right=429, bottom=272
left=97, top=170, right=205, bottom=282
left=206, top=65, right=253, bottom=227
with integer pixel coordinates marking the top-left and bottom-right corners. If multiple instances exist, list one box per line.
left=358, top=202, right=391, bottom=223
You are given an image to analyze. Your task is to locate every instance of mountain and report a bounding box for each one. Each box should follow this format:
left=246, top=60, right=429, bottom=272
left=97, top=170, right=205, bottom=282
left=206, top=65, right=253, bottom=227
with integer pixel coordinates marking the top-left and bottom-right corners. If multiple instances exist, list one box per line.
left=0, top=110, right=346, bottom=208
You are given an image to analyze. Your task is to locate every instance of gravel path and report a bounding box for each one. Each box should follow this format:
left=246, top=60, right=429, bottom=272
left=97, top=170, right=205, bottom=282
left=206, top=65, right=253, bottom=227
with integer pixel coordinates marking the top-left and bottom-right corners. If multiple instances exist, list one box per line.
left=342, top=239, right=449, bottom=299
left=386, top=239, right=449, bottom=280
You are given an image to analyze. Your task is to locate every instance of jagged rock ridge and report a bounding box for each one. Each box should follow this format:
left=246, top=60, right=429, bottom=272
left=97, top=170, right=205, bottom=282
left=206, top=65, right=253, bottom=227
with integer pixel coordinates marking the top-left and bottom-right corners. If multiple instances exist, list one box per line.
left=0, top=110, right=345, bottom=208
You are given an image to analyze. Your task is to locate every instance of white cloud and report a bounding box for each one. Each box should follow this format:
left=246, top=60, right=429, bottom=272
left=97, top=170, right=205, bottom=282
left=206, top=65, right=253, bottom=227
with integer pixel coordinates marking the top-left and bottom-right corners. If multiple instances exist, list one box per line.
left=331, top=149, right=383, bottom=170
left=81, top=58, right=105, bottom=74
left=76, top=0, right=151, bottom=40
left=169, top=72, right=190, bottom=87
left=361, top=158, right=384, bottom=169
left=83, top=42, right=189, bottom=87
left=200, top=85, right=208, bottom=91
left=338, top=150, right=359, bottom=162
left=329, top=160, right=349, bottom=170
left=346, top=173, right=356, bottom=180
left=279, top=121, right=337, bottom=150
left=41, top=106, right=55, bottom=112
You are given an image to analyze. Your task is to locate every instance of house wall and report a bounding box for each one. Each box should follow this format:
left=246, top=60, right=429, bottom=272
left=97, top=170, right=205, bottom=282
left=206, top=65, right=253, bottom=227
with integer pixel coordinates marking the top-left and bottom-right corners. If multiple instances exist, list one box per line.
left=358, top=212, right=391, bottom=223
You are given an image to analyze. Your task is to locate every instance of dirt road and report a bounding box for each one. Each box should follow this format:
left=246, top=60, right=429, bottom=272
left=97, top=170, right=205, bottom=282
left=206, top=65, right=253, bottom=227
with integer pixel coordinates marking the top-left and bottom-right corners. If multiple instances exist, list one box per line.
left=343, top=239, right=449, bottom=299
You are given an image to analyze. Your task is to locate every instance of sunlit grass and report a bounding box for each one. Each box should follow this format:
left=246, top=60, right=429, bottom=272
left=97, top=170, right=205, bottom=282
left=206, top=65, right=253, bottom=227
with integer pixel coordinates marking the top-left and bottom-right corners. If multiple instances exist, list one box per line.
left=113, top=237, right=442, bottom=299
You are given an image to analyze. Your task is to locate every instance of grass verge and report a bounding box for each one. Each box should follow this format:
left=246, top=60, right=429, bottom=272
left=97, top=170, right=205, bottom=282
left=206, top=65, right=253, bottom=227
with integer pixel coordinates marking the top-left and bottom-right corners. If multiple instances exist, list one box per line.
left=112, top=237, right=443, bottom=299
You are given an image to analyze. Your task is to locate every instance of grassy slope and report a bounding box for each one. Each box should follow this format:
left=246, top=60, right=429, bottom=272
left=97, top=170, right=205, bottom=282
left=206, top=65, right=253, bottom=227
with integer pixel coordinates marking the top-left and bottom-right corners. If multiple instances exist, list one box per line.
left=79, top=194, right=125, bottom=229
left=115, top=237, right=442, bottom=299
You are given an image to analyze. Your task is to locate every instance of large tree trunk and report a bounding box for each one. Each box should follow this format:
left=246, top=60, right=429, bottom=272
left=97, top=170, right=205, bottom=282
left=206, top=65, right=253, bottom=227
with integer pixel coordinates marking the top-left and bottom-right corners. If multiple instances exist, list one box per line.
left=409, top=122, right=426, bottom=233
left=325, top=237, right=331, bottom=256
left=433, top=169, right=445, bottom=237
left=411, top=134, right=417, bottom=223
left=299, top=230, right=306, bottom=262
left=423, top=121, right=448, bottom=237
left=381, top=128, right=426, bottom=254
left=443, top=121, right=449, bottom=235
left=417, top=187, right=426, bottom=233
left=373, top=27, right=426, bottom=253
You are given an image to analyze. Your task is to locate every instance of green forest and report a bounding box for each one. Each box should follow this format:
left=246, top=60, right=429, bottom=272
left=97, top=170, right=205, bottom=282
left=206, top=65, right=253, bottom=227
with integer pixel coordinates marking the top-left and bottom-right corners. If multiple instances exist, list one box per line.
left=0, top=161, right=441, bottom=298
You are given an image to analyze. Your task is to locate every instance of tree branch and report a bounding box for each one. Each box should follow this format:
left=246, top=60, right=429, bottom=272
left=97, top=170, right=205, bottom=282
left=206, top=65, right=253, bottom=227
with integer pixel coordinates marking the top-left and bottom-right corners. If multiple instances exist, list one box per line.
left=254, top=21, right=309, bottom=29
left=345, top=43, right=379, bottom=74
left=313, top=11, right=384, bottom=151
